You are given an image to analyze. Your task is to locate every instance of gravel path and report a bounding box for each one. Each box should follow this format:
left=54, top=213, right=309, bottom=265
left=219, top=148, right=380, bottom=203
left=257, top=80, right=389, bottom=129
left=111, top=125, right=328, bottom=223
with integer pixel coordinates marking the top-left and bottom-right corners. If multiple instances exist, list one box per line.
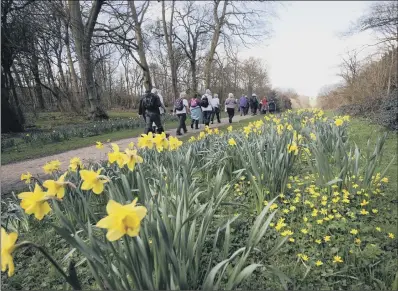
left=1, top=114, right=254, bottom=194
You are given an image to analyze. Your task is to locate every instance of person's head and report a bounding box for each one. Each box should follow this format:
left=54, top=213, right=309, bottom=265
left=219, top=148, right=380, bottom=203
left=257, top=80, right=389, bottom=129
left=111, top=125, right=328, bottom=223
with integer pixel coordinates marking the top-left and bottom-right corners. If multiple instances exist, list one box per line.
left=252, top=93, right=257, bottom=98
left=151, top=88, right=158, bottom=94
left=214, top=93, right=218, bottom=98
left=205, top=89, right=211, bottom=95
left=228, top=93, right=234, bottom=99
left=180, top=92, right=187, bottom=99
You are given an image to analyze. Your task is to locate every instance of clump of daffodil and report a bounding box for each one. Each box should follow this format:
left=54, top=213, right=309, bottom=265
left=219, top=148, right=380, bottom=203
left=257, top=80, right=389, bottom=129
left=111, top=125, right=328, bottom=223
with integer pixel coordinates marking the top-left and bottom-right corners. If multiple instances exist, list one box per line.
left=69, top=157, right=83, bottom=172
left=287, top=142, right=298, bottom=155
left=124, top=148, right=143, bottom=171
left=20, top=172, right=32, bottom=184
left=188, top=136, right=196, bottom=142
left=43, top=173, right=69, bottom=199
left=108, top=143, right=128, bottom=168
left=18, top=184, right=52, bottom=220
left=168, top=136, right=183, bottom=151
left=96, top=199, right=147, bottom=241
left=1, top=228, right=18, bottom=277
left=227, top=125, right=233, bottom=132
left=334, top=119, right=344, bottom=127
left=228, top=138, right=237, bottom=146
left=43, top=160, right=61, bottom=174
left=80, top=169, right=109, bottom=194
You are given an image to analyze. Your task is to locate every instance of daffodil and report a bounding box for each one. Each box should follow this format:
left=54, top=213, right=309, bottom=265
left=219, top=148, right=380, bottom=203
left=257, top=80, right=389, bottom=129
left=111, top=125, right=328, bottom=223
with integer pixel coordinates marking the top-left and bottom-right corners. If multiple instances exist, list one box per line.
left=43, top=173, right=68, bottom=199
left=350, top=229, right=358, bottom=235
left=310, top=133, right=317, bottom=141
left=96, top=199, right=147, bottom=241
left=1, top=228, right=18, bottom=277
left=375, top=227, right=381, bottom=232
left=333, top=255, right=343, bottom=263
left=388, top=233, right=395, bottom=239
left=228, top=138, right=237, bottom=146
left=354, top=238, right=361, bottom=244
left=137, top=133, right=154, bottom=149
left=43, top=160, right=61, bottom=174
left=360, top=209, right=369, bottom=215
left=168, top=136, right=182, bottom=151
left=287, top=142, right=298, bottom=155
left=96, top=141, right=104, bottom=149
left=153, top=133, right=169, bottom=152
left=334, top=119, right=344, bottom=126
left=20, top=172, right=32, bottom=184
left=108, top=143, right=128, bottom=168
left=315, top=239, right=322, bottom=244
left=128, top=142, right=135, bottom=149
left=381, top=177, right=388, bottom=183
left=227, top=125, right=233, bottom=132
left=324, top=235, right=331, bottom=242
left=124, top=149, right=143, bottom=171
left=18, top=184, right=51, bottom=220
left=315, top=260, right=323, bottom=266
left=69, top=157, right=83, bottom=172
left=80, top=169, right=109, bottom=194
left=360, top=199, right=369, bottom=206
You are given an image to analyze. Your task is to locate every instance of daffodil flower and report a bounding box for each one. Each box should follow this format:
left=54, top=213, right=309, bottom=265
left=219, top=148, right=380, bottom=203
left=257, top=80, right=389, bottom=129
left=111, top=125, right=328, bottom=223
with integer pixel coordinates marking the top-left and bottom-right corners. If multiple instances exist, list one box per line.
left=228, top=138, right=237, bottom=146
left=137, top=133, right=154, bottom=149
left=69, top=157, right=83, bottom=172
left=108, top=143, right=128, bottom=168
left=80, top=169, right=109, bottom=195
left=43, top=173, right=68, bottom=199
left=43, top=160, right=61, bottom=174
left=124, top=149, right=143, bottom=171
left=96, top=199, right=147, bottom=241
left=20, top=172, right=32, bottom=184
left=153, top=133, right=169, bottom=152
left=96, top=141, right=104, bottom=149
left=18, top=184, right=52, bottom=220
left=1, top=228, right=18, bottom=277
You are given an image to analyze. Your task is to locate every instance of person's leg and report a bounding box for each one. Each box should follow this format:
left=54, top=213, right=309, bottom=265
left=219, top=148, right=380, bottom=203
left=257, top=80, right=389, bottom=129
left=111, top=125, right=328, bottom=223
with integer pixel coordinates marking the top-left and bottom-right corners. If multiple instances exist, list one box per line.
left=210, top=109, right=215, bottom=124
left=144, top=113, right=152, bottom=134
left=205, top=111, right=211, bottom=126
left=153, top=113, right=164, bottom=134
left=195, top=119, right=199, bottom=129
left=182, top=113, right=187, bottom=133
left=176, top=113, right=183, bottom=135
left=216, top=107, right=221, bottom=123
left=231, top=108, right=235, bottom=122
left=191, top=117, right=194, bottom=129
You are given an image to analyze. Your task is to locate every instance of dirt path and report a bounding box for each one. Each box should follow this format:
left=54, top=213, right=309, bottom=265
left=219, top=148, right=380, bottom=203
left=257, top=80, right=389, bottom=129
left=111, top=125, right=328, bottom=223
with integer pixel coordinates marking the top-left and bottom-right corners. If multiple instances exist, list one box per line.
left=1, top=114, right=254, bottom=194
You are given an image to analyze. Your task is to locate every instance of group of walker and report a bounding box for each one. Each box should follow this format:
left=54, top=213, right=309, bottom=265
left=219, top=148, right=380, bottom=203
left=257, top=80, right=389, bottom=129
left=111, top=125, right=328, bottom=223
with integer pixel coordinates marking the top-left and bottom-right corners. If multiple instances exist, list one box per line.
left=139, top=88, right=276, bottom=136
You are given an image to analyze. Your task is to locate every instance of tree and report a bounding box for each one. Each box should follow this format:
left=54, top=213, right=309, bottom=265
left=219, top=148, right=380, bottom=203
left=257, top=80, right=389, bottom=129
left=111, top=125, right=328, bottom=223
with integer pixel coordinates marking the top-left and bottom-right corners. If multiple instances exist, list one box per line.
left=68, top=0, right=108, bottom=119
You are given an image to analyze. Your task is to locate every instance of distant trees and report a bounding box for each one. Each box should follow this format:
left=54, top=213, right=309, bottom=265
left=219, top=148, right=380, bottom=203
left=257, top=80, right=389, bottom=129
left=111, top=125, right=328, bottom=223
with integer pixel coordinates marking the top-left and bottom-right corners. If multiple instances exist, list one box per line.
left=1, top=0, right=276, bottom=132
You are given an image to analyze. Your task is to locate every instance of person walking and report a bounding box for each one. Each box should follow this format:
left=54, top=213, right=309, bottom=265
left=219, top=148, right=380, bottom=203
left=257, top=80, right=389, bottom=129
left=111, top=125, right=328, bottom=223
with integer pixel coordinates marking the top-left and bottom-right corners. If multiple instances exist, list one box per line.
left=190, top=94, right=202, bottom=129
left=210, top=93, right=221, bottom=124
left=244, top=95, right=250, bottom=115
left=250, top=93, right=259, bottom=115
left=225, top=93, right=237, bottom=123
left=139, top=89, right=165, bottom=134
left=239, top=95, right=248, bottom=116
left=151, top=88, right=165, bottom=132
left=174, top=92, right=190, bottom=136
left=201, top=89, right=213, bottom=126
left=261, top=96, right=268, bottom=114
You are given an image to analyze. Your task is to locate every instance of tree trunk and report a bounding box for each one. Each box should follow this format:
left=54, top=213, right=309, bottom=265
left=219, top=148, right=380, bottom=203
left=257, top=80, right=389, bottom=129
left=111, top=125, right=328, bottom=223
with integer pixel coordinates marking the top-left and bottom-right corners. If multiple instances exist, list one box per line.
left=191, top=60, right=197, bottom=95
left=2, top=68, right=23, bottom=132
left=204, top=0, right=228, bottom=89
left=162, top=0, right=178, bottom=99
left=7, top=70, right=25, bottom=126
left=68, top=0, right=108, bottom=119
left=129, top=1, right=152, bottom=92
left=30, top=42, right=45, bottom=110
left=65, top=26, right=82, bottom=109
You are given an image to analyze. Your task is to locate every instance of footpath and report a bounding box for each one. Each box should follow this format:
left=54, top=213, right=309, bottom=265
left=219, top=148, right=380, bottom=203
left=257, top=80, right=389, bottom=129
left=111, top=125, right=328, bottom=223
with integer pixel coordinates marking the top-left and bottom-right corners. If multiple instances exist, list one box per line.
left=1, top=114, right=254, bottom=194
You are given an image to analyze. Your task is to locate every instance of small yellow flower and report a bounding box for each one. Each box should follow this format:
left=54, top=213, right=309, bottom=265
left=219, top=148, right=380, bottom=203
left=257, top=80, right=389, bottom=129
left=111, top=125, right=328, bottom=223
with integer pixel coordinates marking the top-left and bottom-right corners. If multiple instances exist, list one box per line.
left=1, top=228, right=18, bottom=277
left=350, top=229, right=359, bottom=235
left=20, top=172, right=32, bottom=184
left=18, top=184, right=51, bottom=220
left=354, top=238, right=361, bottom=244
left=303, top=216, right=308, bottom=222
left=227, top=125, right=233, bottom=132
left=375, top=227, right=381, bottom=232
left=333, top=255, right=343, bottom=263
left=270, top=203, right=278, bottom=210
left=360, top=199, right=369, bottom=207
left=372, top=209, right=378, bottom=214
left=388, top=233, right=395, bottom=239
left=43, top=173, right=68, bottom=199
left=310, top=133, right=317, bottom=141
left=96, top=141, right=104, bottom=149
left=124, top=149, right=143, bottom=171
left=263, top=200, right=268, bottom=206
left=289, top=238, right=295, bottom=242
left=106, top=139, right=111, bottom=142
left=381, top=177, right=388, bottom=183
left=80, top=169, right=109, bottom=195
left=301, top=255, right=309, bottom=261
left=96, top=199, right=147, bottom=241
left=228, top=138, right=237, bottom=146
left=69, top=157, right=83, bottom=172
left=315, top=260, right=323, bottom=266
left=360, top=209, right=369, bottom=215
left=301, top=229, right=308, bottom=234
left=334, top=119, right=344, bottom=126
left=324, top=235, right=331, bottom=242
left=43, top=160, right=61, bottom=174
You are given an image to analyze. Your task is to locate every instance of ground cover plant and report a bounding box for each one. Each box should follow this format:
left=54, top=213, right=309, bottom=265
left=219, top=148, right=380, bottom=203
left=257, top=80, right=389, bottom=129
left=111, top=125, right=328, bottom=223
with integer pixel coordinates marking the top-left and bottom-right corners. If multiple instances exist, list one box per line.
left=1, top=109, right=397, bottom=290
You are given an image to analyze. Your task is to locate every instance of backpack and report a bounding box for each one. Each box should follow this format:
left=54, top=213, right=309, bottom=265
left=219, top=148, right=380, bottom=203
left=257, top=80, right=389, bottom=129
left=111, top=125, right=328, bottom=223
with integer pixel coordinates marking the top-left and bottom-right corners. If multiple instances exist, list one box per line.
left=143, top=93, right=156, bottom=110
left=251, top=96, right=258, bottom=105
left=190, top=98, right=198, bottom=107
left=201, top=96, right=209, bottom=108
left=174, top=98, right=184, bottom=111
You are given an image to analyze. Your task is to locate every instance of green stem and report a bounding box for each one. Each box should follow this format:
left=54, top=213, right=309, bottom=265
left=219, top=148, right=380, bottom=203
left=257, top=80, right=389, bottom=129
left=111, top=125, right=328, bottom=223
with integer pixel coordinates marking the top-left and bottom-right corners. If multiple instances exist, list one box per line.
left=15, top=242, right=81, bottom=290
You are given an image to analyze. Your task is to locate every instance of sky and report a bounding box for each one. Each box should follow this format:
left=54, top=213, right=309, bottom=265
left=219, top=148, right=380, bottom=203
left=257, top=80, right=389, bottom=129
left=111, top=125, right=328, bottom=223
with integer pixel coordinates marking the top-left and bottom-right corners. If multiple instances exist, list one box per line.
left=238, top=1, right=380, bottom=98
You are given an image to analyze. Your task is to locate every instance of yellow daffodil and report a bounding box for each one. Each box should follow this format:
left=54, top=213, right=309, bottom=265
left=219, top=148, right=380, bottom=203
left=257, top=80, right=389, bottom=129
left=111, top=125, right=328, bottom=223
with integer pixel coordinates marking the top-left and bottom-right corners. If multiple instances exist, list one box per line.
left=324, top=235, right=331, bottom=242
left=287, top=142, right=298, bottom=155
left=334, top=119, right=344, bottom=126
left=137, top=132, right=154, bottom=149
left=360, top=199, right=369, bottom=206
left=1, top=228, right=18, bottom=277
left=18, top=184, right=51, bottom=220
left=301, top=255, right=309, bottom=261
left=96, top=199, right=147, bottom=241
left=124, top=149, right=143, bottom=171
left=227, top=125, right=233, bottom=132
left=270, top=203, right=278, bottom=210
left=153, top=133, right=169, bottom=152
left=381, top=177, right=388, bottom=183
left=228, top=138, right=237, bottom=146
left=333, top=255, right=343, bottom=263
left=189, top=136, right=196, bottom=142
left=108, top=143, right=128, bottom=168
left=43, top=173, right=68, bottom=199
left=315, top=260, right=323, bottom=266
left=360, top=209, right=369, bottom=215
left=376, top=227, right=381, bottom=232
left=315, top=239, right=322, bottom=244
left=354, top=238, right=361, bottom=244
left=289, top=238, right=295, bottom=242
left=128, top=142, right=135, bottom=149
left=69, top=157, right=83, bottom=172
left=96, top=141, right=104, bottom=149
left=301, top=229, right=308, bottom=234
left=372, top=209, right=378, bottom=214
left=388, top=233, right=395, bottom=239
left=43, top=160, right=61, bottom=174
left=20, top=172, right=32, bottom=184
left=168, top=136, right=183, bottom=151
left=80, top=169, right=109, bottom=194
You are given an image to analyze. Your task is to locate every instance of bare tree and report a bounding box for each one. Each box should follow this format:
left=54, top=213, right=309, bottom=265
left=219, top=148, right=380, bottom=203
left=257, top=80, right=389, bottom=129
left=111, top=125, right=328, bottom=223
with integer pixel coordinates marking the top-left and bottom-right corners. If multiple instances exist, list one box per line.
left=68, top=0, right=108, bottom=119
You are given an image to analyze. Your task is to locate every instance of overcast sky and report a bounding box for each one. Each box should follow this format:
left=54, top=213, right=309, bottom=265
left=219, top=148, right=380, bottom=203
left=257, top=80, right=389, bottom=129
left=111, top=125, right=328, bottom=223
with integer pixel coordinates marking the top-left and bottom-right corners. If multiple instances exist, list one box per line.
left=237, top=1, right=379, bottom=98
